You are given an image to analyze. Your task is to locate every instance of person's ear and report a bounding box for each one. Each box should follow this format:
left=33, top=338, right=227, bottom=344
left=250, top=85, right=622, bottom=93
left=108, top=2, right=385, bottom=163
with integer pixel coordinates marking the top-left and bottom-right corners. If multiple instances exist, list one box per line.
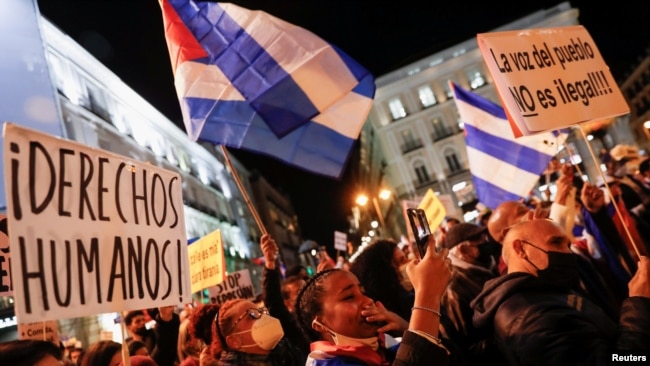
left=226, top=334, right=241, bottom=350
left=311, top=318, right=325, bottom=332
left=512, top=239, right=526, bottom=259
left=457, top=241, right=473, bottom=257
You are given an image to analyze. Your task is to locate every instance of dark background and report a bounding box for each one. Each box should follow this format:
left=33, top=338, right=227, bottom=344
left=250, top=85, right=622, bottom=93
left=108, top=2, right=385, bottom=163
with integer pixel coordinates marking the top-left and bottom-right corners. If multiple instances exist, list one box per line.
left=37, top=0, right=648, bottom=247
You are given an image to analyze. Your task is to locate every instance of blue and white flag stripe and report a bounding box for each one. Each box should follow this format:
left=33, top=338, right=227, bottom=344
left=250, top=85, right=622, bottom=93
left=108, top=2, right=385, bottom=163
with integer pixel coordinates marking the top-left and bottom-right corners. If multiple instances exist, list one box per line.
left=170, top=1, right=370, bottom=138
left=162, top=0, right=375, bottom=178
left=451, top=82, right=568, bottom=209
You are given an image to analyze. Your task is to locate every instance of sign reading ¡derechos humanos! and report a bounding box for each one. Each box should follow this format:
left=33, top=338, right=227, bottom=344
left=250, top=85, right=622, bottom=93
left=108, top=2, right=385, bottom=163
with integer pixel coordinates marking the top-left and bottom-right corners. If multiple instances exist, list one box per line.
left=477, top=25, right=629, bottom=137
left=3, top=123, right=190, bottom=323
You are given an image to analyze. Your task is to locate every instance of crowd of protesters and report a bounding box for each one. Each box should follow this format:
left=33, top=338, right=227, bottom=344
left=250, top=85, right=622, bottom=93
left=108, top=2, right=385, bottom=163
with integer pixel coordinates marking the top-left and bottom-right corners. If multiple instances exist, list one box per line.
left=1, top=145, right=650, bottom=365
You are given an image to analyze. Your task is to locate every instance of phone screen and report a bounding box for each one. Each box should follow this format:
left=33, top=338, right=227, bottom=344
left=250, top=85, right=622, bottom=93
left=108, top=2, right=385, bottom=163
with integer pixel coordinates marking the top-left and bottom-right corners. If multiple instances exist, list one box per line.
left=407, top=208, right=431, bottom=259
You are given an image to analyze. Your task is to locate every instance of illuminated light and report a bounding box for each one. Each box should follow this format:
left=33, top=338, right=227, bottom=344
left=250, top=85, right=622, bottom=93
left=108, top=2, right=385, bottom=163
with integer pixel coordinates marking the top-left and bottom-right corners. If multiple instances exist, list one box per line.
left=229, top=246, right=236, bottom=257
left=378, top=189, right=391, bottom=200
left=463, top=210, right=479, bottom=222
left=644, top=121, right=650, bottom=129
left=587, top=134, right=594, bottom=141
left=311, top=249, right=317, bottom=257
left=452, top=181, right=467, bottom=192
left=368, top=230, right=375, bottom=237
left=371, top=221, right=379, bottom=228
left=355, top=194, right=369, bottom=206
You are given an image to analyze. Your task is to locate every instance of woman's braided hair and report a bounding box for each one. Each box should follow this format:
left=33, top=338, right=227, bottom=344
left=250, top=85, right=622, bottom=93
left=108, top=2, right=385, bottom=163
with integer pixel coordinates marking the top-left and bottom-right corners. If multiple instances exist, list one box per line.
left=294, top=268, right=339, bottom=342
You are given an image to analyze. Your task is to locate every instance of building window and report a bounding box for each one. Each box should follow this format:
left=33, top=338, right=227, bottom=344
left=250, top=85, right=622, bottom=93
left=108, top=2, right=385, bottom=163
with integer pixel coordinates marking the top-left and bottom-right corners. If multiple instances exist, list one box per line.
left=400, top=129, right=422, bottom=153
left=446, top=152, right=462, bottom=173
left=443, top=79, right=457, bottom=99
left=388, top=98, right=407, bottom=120
left=85, top=80, right=112, bottom=123
left=418, top=85, right=437, bottom=108
left=466, top=67, right=486, bottom=89
left=414, top=163, right=430, bottom=184
left=431, top=117, right=452, bottom=140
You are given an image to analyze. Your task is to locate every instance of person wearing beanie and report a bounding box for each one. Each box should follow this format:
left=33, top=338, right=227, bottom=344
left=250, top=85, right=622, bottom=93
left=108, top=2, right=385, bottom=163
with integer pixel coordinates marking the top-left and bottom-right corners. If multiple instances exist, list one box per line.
left=441, top=222, right=505, bottom=365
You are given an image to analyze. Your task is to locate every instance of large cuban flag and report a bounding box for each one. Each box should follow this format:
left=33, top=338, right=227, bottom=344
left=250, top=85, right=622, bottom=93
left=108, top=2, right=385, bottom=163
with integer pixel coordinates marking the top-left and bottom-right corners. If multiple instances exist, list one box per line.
left=159, top=0, right=375, bottom=179
left=450, top=82, right=568, bottom=209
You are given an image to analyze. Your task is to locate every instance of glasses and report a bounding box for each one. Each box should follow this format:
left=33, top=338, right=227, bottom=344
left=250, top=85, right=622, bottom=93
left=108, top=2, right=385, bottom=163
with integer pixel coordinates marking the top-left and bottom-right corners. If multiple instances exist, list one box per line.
left=227, top=307, right=269, bottom=334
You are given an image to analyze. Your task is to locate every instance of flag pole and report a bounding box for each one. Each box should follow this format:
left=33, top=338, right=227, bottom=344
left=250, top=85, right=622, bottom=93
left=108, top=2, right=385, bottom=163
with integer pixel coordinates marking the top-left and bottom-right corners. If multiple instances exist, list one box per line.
left=219, top=145, right=268, bottom=236
left=562, top=139, right=585, bottom=178
left=577, top=124, right=641, bottom=259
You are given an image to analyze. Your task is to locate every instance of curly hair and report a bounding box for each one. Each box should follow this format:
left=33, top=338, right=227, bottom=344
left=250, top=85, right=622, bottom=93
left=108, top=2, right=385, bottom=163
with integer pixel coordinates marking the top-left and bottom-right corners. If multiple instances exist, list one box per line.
left=209, top=299, right=245, bottom=357
left=294, top=268, right=339, bottom=342
left=349, top=239, right=413, bottom=320
left=188, top=303, right=220, bottom=346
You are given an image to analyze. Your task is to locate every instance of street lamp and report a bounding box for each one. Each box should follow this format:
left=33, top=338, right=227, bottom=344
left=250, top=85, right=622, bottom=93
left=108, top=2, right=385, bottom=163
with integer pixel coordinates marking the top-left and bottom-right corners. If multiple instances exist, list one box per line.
left=355, top=189, right=392, bottom=236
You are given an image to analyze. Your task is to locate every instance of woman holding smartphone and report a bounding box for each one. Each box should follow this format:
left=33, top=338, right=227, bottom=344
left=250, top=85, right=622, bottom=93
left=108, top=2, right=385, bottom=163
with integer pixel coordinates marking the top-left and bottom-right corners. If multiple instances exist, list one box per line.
left=295, top=236, right=452, bottom=365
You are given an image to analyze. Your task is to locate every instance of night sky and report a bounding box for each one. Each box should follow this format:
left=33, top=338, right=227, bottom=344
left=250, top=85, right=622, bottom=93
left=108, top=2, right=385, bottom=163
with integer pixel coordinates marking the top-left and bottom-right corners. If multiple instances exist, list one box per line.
left=36, top=0, right=648, bottom=247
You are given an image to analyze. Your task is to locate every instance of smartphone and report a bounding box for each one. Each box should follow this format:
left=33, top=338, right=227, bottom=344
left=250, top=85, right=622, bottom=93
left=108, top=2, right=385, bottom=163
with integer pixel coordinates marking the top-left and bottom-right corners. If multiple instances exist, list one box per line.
left=406, top=208, right=431, bottom=259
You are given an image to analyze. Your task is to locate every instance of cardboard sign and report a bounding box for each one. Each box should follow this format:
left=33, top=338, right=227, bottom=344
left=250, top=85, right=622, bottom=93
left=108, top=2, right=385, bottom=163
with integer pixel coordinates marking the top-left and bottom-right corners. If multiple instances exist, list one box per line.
left=477, top=25, right=629, bottom=136
left=0, top=215, right=10, bottom=296
left=417, top=189, right=446, bottom=232
left=18, top=320, right=59, bottom=344
left=207, top=269, right=255, bottom=305
left=334, top=231, right=347, bottom=252
left=188, top=229, right=225, bottom=294
left=3, top=123, right=190, bottom=323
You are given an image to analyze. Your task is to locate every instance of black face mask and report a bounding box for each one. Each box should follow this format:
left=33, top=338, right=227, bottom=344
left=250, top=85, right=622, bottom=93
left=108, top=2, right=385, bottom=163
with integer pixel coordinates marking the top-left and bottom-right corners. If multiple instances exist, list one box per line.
left=522, top=240, right=579, bottom=290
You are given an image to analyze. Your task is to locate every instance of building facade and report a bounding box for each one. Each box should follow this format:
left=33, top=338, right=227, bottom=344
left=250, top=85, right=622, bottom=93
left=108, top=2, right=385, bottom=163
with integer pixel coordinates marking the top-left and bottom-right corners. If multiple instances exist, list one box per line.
left=356, top=2, right=593, bottom=242
left=0, top=10, right=304, bottom=345
left=620, top=48, right=650, bottom=154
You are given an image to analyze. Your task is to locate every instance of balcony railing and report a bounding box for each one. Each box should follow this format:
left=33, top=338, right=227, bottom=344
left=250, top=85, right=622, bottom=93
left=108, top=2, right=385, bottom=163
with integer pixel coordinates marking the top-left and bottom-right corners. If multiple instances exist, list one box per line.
left=400, top=139, right=424, bottom=154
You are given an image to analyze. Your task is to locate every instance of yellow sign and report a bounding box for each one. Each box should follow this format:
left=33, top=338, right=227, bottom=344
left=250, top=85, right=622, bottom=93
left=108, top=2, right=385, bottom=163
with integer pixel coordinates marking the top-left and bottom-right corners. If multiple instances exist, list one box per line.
left=417, top=189, right=446, bottom=231
left=188, top=229, right=225, bottom=294
left=477, top=25, right=629, bottom=136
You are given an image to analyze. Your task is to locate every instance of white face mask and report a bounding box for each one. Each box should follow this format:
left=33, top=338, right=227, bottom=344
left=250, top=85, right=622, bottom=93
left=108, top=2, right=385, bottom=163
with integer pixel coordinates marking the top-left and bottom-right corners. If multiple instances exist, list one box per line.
left=231, top=313, right=284, bottom=350
left=312, top=319, right=378, bottom=351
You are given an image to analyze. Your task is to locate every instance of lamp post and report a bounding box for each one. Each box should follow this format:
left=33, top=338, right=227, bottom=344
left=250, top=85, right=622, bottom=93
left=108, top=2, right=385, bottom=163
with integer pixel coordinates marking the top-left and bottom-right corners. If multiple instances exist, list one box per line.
left=355, top=189, right=392, bottom=238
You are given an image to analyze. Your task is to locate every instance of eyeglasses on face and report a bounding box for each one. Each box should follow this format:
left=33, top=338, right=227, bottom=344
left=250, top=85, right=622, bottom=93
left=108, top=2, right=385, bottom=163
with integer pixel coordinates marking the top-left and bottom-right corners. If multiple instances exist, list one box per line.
left=228, top=307, right=269, bottom=334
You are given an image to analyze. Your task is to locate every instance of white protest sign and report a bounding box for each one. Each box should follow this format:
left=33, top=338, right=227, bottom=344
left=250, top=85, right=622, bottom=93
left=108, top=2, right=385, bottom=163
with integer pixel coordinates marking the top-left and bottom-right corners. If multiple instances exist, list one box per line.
left=3, top=123, right=190, bottom=323
left=188, top=229, right=225, bottom=294
left=18, top=320, right=59, bottom=344
left=477, top=25, right=629, bottom=136
left=207, top=269, right=255, bottom=305
left=100, top=330, right=114, bottom=341
left=0, top=215, right=11, bottom=295
left=334, top=231, right=347, bottom=252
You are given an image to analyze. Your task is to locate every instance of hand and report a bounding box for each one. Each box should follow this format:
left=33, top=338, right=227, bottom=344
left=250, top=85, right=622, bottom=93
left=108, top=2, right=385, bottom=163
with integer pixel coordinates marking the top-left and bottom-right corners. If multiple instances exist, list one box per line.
left=407, top=235, right=451, bottom=307
left=521, top=205, right=550, bottom=222
left=629, top=256, right=650, bottom=298
left=260, top=234, right=278, bottom=270
left=554, top=165, right=575, bottom=205
left=317, top=256, right=335, bottom=273
left=581, top=183, right=605, bottom=213
left=361, top=301, right=408, bottom=334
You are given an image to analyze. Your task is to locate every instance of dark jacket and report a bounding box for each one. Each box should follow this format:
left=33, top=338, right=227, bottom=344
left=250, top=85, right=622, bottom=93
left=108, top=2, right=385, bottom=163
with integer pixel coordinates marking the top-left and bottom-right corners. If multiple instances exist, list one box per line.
left=262, top=267, right=310, bottom=364
left=471, top=272, right=650, bottom=365
left=440, top=263, right=504, bottom=365
left=151, top=312, right=181, bottom=366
